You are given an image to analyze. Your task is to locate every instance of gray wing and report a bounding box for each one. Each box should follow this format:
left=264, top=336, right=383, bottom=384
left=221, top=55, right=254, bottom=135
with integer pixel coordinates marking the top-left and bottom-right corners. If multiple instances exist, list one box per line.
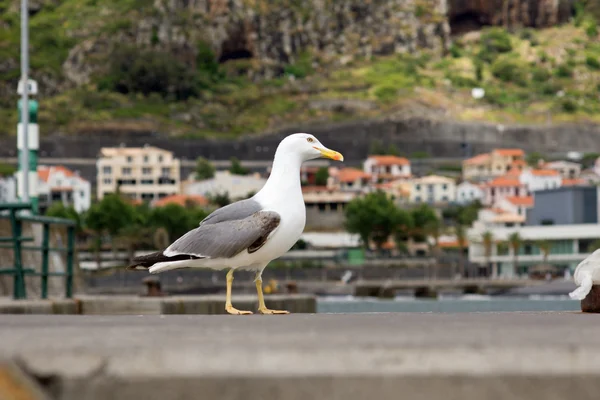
left=164, top=211, right=281, bottom=259
left=199, top=198, right=262, bottom=226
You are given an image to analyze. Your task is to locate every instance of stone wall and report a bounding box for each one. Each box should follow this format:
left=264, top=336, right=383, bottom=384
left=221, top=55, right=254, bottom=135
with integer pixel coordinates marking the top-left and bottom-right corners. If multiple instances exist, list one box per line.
left=0, top=219, right=81, bottom=299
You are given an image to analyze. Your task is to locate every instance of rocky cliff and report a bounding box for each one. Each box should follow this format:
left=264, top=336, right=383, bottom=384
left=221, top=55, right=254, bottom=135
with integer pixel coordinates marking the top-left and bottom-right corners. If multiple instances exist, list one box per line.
left=63, top=0, right=451, bottom=86
left=3, top=0, right=575, bottom=99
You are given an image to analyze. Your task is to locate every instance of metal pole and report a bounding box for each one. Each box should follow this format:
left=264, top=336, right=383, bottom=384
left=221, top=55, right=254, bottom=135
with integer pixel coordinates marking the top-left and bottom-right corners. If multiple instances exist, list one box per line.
left=21, top=0, right=30, bottom=203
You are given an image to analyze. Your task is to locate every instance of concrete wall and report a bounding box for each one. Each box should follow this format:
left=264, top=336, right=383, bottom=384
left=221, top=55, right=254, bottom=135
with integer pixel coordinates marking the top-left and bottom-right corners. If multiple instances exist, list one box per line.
left=0, top=219, right=81, bottom=298
left=3, top=117, right=600, bottom=186
left=527, top=186, right=598, bottom=225
left=305, top=206, right=346, bottom=231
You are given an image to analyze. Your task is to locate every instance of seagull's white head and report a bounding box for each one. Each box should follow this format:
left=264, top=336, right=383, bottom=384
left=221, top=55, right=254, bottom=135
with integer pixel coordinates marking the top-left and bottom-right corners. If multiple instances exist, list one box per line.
left=276, top=133, right=344, bottom=162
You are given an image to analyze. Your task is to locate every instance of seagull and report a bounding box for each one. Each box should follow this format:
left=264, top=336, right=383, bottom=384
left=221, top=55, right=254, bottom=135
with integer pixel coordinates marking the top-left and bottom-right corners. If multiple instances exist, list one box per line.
left=128, top=133, right=343, bottom=314
left=569, top=248, right=600, bottom=300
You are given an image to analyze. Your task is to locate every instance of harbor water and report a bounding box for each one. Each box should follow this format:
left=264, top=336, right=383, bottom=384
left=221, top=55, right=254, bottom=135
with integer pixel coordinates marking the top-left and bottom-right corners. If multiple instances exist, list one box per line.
left=317, top=295, right=581, bottom=313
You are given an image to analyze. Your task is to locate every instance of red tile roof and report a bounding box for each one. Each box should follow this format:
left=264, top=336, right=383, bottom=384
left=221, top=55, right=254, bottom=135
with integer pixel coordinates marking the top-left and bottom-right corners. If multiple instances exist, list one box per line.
left=487, top=176, right=522, bottom=187
left=531, top=169, right=559, bottom=177
left=154, top=194, right=208, bottom=207
left=505, top=196, right=534, bottom=207
left=302, top=186, right=330, bottom=193
left=562, top=178, right=585, bottom=186
left=337, top=168, right=371, bottom=183
left=463, top=153, right=490, bottom=165
left=493, top=149, right=525, bottom=157
left=368, top=155, right=410, bottom=166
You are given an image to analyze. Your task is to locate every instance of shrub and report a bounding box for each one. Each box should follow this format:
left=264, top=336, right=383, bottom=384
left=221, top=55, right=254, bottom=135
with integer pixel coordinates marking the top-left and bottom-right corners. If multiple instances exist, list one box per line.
left=586, top=20, right=599, bottom=38
left=554, top=64, right=574, bottom=78
left=284, top=52, right=314, bottom=78
left=491, top=58, right=527, bottom=86
left=561, top=98, right=578, bottom=113
left=450, top=44, right=462, bottom=58
left=478, top=28, right=512, bottom=63
left=540, top=82, right=561, bottom=96
left=100, top=46, right=206, bottom=100
left=531, top=67, right=551, bottom=82
left=374, top=85, right=397, bottom=103
left=586, top=55, right=600, bottom=70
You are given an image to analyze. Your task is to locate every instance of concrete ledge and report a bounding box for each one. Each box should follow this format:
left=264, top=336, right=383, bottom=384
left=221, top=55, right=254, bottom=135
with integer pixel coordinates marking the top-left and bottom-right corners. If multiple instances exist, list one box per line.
left=3, top=313, right=600, bottom=400
left=0, top=299, right=78, bottom=315
left=0, top=295, right=317, bottom=315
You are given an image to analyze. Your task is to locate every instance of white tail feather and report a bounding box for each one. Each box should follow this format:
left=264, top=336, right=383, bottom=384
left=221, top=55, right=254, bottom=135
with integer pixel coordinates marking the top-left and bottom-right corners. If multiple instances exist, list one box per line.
left=569, top=274, right=593, bottom=300
left=149, top=260, right=193, bottom=274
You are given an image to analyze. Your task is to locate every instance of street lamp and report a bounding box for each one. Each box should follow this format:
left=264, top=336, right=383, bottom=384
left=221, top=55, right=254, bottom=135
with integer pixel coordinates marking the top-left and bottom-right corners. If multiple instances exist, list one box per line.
left=17, top=0, right=39, bottom=213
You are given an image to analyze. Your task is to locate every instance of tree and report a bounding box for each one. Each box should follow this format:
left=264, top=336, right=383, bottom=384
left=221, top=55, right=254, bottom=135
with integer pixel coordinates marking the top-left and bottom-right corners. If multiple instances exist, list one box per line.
left=482, top=231, right=494, bottom=277
left=526, top=152, right=544, bottom=167
left=195, top=157, right=215, bottom=180
left=209, top=192, right=231, bottom=207
left=537, top=240, right=552, bottom=265
left=0, top=162, right=16, bottom=177
left=455, top=224, right=467, bottom=277
left=345, top=191, right=405, bottom=250
left=315, top=167, right=329, bottom=186
left=45, top=203, right=82, bottom=234
left=507, top=232, right=523, bottom=277
left=229, top=157, right=249, bottom=175
left=149, top=203, right=199, bottom=241
left=410, top=204, right=439, bottom=242
left=424, top=218, right=444, bottom=279
left=84, top=194, right=136, bottom=257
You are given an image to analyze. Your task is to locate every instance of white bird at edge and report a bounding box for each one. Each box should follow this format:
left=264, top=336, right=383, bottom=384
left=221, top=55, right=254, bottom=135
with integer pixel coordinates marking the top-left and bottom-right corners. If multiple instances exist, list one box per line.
left=128, top=133, right=344, bottom=315
left=569, top=248, right=600, bottom=301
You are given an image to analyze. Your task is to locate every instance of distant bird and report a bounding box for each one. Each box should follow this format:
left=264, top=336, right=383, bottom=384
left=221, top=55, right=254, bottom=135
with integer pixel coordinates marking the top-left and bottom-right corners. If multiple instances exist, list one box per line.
left=129, top=133, right=343, bottom=314
left=569, top=248, right=600, bottom=300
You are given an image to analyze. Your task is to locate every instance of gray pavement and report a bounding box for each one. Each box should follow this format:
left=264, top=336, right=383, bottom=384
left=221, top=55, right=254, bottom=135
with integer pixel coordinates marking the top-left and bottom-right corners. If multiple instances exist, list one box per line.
left=2, top=312, right=600, bottom=399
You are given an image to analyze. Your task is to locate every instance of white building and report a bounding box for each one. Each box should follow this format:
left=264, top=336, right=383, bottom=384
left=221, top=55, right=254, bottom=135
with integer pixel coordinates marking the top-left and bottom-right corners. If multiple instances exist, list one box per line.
left=96, top=146, right=181, bottom=202
left=456, top=181, right=484, bottom=204
left=363, top=155, right=411, bottom=182
left=520, top=168, right=562, bottom=192
left=410, top=175, right=456, bottom=204
left=542, top=160, right=581, bottom=179
left=37, top=165, right=91, bottom=213
left=184, top=170, right=266, bottom=200
left=495, top=196, right=534, bottom=218
left=468, top=223, right=600, bottom=277
left=0, top=177, right=16, bottom=204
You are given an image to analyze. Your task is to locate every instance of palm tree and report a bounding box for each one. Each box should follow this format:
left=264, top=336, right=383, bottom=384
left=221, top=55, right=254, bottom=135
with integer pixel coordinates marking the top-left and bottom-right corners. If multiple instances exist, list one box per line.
left=482, top=231, right=494, bottom=277
left=536, top=240, right=552, bottom=266
left=455, top=224, right=467, bottom=278
left=507, top=232, right=523, bottom=278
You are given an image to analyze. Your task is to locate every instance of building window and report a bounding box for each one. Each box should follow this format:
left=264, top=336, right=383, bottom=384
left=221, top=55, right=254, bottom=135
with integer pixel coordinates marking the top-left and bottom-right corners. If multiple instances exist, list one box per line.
left=126, top=156, right=133, bottom=163
left=415, top=196, right=421, bottom=202
left=427, top=184, right=434, bottom=192
left=141, top=179, right=154, bottom=185
left=318, top=204, right=326, bottom=212
left=103, top=166, right=112, bottom=175
left=158, top=155, right=163, bottom=163
left=142, top=167, right=152, bottom=175
left=122, top=167, right=132, bottom=176
left=415, top=184, right=421, bottom=191
left=442, top=184, right=447, bottom=190
left=143, top=155, right=149, bottom=163
left=441, top=196, right=448, bottom=202
left=161, top=167, right=170, bottom=176
left=103, top=178, right=111, bottom=185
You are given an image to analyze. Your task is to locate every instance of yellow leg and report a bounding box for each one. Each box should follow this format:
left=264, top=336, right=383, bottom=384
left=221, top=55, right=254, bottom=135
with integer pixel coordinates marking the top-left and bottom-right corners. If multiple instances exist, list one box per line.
left=256, top=274, right=289, bottom=315
left=225, top=269, right=252, bottom=315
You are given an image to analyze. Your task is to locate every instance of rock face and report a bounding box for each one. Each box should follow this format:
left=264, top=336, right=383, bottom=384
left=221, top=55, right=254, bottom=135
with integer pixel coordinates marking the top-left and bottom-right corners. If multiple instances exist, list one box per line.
left=63, top=0, right=451, bottom=84
left=448, top=0, right=574, bottom=34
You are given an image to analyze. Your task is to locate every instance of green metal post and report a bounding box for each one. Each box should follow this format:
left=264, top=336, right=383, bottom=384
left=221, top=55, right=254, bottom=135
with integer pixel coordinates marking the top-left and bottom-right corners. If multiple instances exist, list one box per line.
left=65, top=226, right=75, bottom=298
left=40, top=222, right=49, bottom=299
left=9, top=210, right=26, bottom=299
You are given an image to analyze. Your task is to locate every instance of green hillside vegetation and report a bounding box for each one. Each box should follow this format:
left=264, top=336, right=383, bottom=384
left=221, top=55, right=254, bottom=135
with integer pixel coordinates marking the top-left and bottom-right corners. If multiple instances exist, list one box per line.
left=0, top=0, right=599, bottom=137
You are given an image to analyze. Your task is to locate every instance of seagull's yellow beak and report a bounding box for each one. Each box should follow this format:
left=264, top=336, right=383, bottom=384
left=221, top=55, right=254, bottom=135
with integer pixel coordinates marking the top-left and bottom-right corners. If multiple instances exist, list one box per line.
left=313, top=146, right=344, bottom=162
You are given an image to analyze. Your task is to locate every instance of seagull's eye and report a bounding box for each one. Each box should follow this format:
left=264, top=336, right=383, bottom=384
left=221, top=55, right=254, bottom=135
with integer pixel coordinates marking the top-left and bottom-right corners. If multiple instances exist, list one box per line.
left=306, top=137, right=314, bottom=143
